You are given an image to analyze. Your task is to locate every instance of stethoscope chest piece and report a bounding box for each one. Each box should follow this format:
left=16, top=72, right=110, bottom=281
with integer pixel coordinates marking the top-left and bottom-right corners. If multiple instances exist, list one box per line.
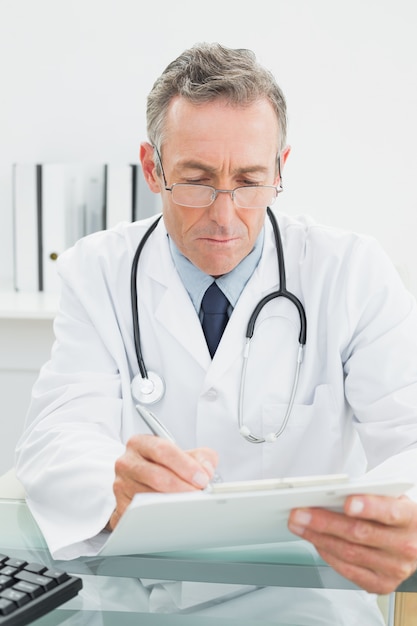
left=131, top=370, right=165, bottom=405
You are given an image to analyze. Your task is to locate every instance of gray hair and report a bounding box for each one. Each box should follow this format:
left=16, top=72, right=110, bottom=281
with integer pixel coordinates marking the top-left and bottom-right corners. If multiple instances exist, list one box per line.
left=146, top=42, right=287, bottom=163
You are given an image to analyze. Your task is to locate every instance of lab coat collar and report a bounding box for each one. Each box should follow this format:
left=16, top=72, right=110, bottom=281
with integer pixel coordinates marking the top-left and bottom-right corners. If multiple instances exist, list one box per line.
left=140, top=214, right=281, bottom=378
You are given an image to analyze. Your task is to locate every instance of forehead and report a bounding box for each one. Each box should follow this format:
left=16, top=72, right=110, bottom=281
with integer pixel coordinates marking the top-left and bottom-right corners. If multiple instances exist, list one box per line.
left=162, top=97, right=280, bottom=166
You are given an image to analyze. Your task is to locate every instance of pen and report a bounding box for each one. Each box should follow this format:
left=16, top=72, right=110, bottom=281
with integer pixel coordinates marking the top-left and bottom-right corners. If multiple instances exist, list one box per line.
left=136, top=404, right=176, bottom=442
left=136, top=404, right=223, bottom=484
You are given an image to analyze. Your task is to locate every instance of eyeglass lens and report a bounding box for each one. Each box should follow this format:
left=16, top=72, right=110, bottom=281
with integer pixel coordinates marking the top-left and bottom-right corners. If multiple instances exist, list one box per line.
left=171, top=184, right=279, bottom=209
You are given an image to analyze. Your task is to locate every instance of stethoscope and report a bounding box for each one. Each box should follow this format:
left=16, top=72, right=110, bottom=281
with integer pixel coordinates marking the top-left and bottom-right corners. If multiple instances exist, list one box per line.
left=130, top=208, right=307, bottom=443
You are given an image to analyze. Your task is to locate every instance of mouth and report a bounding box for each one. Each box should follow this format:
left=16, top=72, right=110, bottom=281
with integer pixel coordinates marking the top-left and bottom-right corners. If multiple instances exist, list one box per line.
left=199, top=236, right=239, bottom=244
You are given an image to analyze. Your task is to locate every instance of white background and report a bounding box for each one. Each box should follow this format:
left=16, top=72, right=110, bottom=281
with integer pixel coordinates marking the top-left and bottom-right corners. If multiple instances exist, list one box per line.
left=0, top=0, right=417, bottom=294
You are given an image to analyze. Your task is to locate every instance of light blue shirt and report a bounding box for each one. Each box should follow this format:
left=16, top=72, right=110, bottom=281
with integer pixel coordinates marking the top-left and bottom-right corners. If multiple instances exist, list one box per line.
left=168, top=229, right=264, bottom=319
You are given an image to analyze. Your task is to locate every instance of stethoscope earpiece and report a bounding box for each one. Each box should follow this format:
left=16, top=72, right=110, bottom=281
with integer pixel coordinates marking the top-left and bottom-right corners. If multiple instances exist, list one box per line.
left=131, top=371, right=165, bottom=405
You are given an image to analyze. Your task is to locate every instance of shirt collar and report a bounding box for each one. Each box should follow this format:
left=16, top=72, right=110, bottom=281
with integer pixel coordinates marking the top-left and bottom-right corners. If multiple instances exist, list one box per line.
left=168, top=228, right=265, bottom=313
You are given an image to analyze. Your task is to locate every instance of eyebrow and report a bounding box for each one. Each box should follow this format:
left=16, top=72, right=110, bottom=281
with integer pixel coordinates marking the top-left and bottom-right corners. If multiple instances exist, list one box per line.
left=176, top=160, right=270, bottom=176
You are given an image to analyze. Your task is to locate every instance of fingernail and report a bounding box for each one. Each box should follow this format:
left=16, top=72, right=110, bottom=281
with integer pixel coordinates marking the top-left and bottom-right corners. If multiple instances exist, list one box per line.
left=348, top=498, right=364, bottom=515
left=292, top=510, right=312, bottom=526
left=202, top=459, right=215, bottom=476
left=193, top=471, right=210, bottom=488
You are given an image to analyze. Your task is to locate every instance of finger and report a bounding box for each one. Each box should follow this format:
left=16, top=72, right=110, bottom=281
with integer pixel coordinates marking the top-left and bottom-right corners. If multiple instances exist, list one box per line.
left=111, top=462, right=198, bottom=529
left=295, top=520, right=415, bottom=582
left=289, top=500, right=417, bottom=552
left=289, top=506, right=397, bottom=551
left=344, top=494, right=416, bottom=528
left=187, top=447, right=219, bottom=480
left=316, top=546, right=397, bottom=595
left=113, top=456, right=158, bottom=499
left=118, top=436, right=212, bottom=492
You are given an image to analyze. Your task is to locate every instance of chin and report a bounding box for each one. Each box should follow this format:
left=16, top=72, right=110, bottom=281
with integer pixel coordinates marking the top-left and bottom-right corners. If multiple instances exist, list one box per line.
left=196, top=259, right=235, bottom=277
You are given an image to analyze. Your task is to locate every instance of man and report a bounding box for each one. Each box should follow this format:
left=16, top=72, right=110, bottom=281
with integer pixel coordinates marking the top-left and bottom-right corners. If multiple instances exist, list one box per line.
left=16, top=43, right=417, bottom=622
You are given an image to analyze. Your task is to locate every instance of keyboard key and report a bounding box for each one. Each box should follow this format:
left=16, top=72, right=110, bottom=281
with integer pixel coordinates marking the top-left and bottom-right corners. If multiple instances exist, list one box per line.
left=1, top=588, right=30, bottom=608
left=0, top=569, right=17, bottom=578
left=4, top=561, right=26, bottom=571
left=0, top=597, right=15, bottom=616
left=0, top=577, right=13, bottom=592
left=12, top=581, right=43, bottom=599
left=23, top=563, right=46, bottom=575
left=43, top=570, right=69, bottom=585
left=15, top=571, right=56, bottom=591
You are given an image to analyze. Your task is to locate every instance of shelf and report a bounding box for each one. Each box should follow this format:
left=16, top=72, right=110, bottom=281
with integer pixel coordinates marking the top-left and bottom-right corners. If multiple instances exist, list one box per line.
left=0, top=292, right=59, bottom=320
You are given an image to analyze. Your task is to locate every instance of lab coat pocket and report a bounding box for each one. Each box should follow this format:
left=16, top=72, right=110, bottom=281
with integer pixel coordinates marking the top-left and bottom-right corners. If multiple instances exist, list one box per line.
left=260, top=384, right=341, bottom=474
left=261, top=383, right=337, bottom=437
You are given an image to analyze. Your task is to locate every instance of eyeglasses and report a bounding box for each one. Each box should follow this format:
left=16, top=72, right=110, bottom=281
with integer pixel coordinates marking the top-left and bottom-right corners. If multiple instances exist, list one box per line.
left=166, top=183, right=282, bottom=209
left=153, top=147, right=283, bottom=210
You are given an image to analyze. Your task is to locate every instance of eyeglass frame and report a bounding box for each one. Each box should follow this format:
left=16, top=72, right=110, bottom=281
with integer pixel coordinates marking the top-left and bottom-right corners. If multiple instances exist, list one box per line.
left=152, top=146, right=283, bottom=209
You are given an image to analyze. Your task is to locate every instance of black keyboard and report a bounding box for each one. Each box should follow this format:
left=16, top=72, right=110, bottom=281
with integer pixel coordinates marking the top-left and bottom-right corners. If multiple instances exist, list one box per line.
left=0, top=553, right=82, bottom=626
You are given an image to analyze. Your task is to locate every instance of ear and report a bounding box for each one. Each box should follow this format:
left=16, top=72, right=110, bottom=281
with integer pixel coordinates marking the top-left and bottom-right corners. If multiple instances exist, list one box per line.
left=281, top=145, right=291, bottom=168
left=274, top=145, right=291, bottom=186
left=139, top=142, right=162, bottom=193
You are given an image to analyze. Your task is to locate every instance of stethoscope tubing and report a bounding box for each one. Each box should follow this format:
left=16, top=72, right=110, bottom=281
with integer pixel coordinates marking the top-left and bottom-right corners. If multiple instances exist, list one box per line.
left=130, top=208, right=307, bottom=442
left=246, top=208, right=306, bottom=345
left=130, top=215, right=162, bottom=380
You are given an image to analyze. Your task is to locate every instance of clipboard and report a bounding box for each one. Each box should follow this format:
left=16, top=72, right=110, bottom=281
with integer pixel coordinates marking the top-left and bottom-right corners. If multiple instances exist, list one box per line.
left=99, top=474, right=412, bottom=556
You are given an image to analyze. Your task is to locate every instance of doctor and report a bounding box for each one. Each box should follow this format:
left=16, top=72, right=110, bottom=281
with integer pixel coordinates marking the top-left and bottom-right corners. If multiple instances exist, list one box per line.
left=16, top=42, right=417, bottom=620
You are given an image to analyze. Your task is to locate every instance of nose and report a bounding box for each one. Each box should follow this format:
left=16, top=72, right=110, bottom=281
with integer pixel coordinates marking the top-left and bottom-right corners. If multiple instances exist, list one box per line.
left=206, top=190, right=237, bottom=227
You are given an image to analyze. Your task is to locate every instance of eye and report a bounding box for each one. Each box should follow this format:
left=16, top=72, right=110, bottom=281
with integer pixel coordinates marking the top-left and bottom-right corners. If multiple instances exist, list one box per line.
left=239, top=180, right=261, bottom=187
left=183, top=178, right=210, bottom=185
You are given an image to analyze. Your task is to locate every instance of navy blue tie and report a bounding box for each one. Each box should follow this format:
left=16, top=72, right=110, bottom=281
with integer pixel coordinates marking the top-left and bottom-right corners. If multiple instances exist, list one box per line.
left=201, top=282, right=230, bottom=358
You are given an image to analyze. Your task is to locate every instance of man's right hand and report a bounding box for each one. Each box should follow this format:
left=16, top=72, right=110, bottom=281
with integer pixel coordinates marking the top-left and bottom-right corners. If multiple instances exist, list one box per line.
left=107, top=434, right=219, bottom=530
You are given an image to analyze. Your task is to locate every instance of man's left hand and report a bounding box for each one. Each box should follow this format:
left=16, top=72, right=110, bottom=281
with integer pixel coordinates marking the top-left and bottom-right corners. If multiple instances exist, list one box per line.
left=288, top=495, right=417, bottom=594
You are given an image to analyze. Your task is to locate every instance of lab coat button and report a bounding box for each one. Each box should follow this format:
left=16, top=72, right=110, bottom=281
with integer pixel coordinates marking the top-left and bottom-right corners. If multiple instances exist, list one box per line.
left=205, top=389, right=218, bottom=401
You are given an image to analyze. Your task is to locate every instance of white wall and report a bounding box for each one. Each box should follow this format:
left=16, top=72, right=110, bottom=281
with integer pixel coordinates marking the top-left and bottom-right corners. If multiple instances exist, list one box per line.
left=1, top=0, right=417, bottom=294
left=0, top=0, right=416, bottom=466
left=1, top=0, right=417, bottom=293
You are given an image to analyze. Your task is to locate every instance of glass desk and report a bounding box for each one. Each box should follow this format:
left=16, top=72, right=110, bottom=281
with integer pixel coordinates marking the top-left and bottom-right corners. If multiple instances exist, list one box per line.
left=1, top=498, right=416, bottom=626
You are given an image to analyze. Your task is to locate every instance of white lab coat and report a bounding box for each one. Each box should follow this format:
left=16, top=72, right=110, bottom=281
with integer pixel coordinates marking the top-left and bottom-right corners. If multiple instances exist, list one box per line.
left=14, top=212, right=417, bottom=622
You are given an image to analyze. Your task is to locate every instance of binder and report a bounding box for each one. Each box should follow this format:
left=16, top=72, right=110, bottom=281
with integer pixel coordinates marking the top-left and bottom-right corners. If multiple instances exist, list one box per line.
left=12, top=161, right=159, bottom=293
left=41, top=164, right=106, bottom=292
left=99, top=476, right=412, bottom=556
left=13, top=163, right=42, bottom=292
left=105, top=163, right=161, bottom=229
left=105, top=164, right=134, bottom=228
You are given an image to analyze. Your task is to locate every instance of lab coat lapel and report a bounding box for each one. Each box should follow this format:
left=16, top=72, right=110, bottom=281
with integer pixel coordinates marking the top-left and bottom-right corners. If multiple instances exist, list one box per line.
left=203, top=222, right=280, bottom=388
left=156, top=280, right=211, bottom=370
left=143, top=222, right=211, bottom=370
